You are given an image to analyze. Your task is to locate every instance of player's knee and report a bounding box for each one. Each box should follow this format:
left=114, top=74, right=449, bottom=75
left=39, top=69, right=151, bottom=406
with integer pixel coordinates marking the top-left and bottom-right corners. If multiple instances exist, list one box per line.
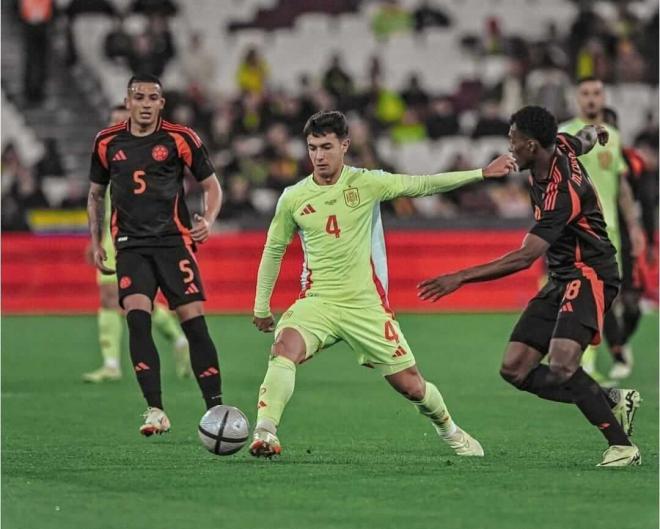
left=499, top=364, right=527, bottom=388
left=547, top=362, right=576, bottom=384
left=389, top=370, right=426, bottom=401
left=271, top=341, right=305, bottom=364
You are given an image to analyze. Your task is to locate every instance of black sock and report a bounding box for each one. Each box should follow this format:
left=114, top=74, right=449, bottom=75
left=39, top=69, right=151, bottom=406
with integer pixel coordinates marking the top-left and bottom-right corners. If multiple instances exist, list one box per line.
left=181, top=316, right=222, bottom=409
left=622, top=303, right=641, bottom=344
left=126, top=310, right=162, bottom=409
left=519, top=365, right=574, bottom=403
left=520, top=365, right=617, bottom=408
left=565, top=368, right=631, bottom=446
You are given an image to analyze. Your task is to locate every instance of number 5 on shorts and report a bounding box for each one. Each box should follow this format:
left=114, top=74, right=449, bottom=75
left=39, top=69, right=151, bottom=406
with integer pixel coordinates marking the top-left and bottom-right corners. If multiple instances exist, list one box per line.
left=179, top=259, right=194, bottom=283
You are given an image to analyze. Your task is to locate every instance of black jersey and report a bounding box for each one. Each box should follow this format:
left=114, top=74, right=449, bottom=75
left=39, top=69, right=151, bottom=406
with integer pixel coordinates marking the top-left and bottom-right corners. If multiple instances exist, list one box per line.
left=89, top=118, right=215, bottom=249
left=528, top=133, right=619, bottom=285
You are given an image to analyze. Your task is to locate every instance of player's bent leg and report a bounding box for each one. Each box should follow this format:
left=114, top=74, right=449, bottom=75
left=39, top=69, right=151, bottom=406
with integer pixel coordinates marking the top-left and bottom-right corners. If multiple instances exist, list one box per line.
left=176, top=301, right=222, bottom=409
left=386, top=366, right=484, bottom=457
left=548, top=338, right=638, bottom=464
left=250, top=328, right=308, bottom=458
left=83, top=283, right=123, bottom=383
left=500, top=341, right=574, bottom=403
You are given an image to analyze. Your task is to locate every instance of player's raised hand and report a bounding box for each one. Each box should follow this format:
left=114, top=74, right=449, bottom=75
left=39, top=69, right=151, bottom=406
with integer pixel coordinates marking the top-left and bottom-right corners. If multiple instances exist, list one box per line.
left=417, top=272, right=464, bottom=302
left=595, top=125, right=609, bottom=146
left=483, top=154, right=517, bottom=179
left=253, top=315, right=275, bottom=332
left=190, top=214, right=210, bottom=243
left=93, top=245, right=115, bottom=275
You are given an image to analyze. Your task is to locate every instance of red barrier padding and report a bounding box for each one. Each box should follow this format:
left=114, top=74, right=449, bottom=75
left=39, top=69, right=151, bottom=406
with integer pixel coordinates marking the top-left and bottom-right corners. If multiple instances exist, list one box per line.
left=0, top=230, right=627, bottom=314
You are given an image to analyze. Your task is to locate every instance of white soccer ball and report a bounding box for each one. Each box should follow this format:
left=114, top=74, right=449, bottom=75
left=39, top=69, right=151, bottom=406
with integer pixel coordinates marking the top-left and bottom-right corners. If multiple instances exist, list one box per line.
left=198, top=405, right=250, bottom=456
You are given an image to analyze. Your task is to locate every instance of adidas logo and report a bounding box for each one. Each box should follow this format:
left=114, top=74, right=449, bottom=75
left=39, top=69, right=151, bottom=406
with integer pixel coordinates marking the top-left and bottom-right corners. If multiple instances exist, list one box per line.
left=300, top=204, right=316, bottom=215
left=134, top=362, right=150, bottom=372
left=559, top=302, right=574, bottom=313
left=185, top=283, right=200, bottom=295
left=199, top=366, right=219, bottom=378
left=392, top=346, right=407, bottom=358
left=112, top=149, right=127, bottom=161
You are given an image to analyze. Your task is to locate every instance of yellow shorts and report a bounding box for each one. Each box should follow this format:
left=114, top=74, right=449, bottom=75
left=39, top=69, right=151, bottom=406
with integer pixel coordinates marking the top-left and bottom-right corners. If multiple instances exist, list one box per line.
left=275, top=297, right=416, bottom=376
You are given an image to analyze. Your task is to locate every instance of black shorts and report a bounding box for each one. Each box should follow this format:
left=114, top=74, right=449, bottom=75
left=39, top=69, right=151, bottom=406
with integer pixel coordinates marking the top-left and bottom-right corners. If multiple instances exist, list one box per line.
left=116, top=245, right=206, bottom=310
left=510, top=275, right=619, bottom=353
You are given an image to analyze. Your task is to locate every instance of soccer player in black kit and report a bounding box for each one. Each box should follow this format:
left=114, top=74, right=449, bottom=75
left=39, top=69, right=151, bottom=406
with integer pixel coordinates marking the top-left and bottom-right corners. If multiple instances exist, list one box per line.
left=87, top=74, right=223, bottom=436
left=418, top=106, right=641, bottom=467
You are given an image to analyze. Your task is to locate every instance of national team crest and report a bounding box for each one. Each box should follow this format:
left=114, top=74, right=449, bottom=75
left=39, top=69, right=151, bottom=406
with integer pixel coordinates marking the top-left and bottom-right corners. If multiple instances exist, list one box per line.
left=152, top=144, right=168, bottom=161
left=343, top=187, right=360, bottom=208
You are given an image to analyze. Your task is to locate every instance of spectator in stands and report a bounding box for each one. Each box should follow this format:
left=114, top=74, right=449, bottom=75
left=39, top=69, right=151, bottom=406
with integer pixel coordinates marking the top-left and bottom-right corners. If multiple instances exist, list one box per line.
left=401, top=74, right=430, bottom=113
left=527, top=53, right=572, bottom=122
left=443, top=153, right=497, bottom=216
left=127, top=16, right=175, bottom=77
left=412, top=1, right=450, bottom=33
left=471, top=100, right=509, bottom=139
left=2, top=161, right=49, bottom=231
left=371, top=0, right=412, bottom=42
left=237, top=46, right=270, bottom=95
left=233, top=92, right=266, bottom=136
left=221, top=175, right=257, bottom=220
left=35, top=138, right=65, bottom=180
left=425, top=96, right=460, bottom=138
left=19, top=0, right=54, bottom=105
left=490, top=59, right=527, bottom=118
left=262, top=123, right=300, bottom=193
left=322, top=53, right=354, bottom=108
left=483, top=17, right=504, bottom=55
left=104, top=16, right=132, bottom=63
left=181, top=34, right=217, bottom=102
left=575, top=37, right=611, bottom=82
left=614, top=37, right=645, bottom=83
left=391, top=108, right=427, bottom=144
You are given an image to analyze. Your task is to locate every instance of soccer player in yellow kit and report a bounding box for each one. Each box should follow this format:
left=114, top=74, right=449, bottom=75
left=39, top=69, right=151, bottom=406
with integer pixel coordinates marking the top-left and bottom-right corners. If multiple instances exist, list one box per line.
left=560, top=78, right=645, bottom=382
left=250, top=110, right=516, bottom=457
left=82, top=104, right=191, bottom=383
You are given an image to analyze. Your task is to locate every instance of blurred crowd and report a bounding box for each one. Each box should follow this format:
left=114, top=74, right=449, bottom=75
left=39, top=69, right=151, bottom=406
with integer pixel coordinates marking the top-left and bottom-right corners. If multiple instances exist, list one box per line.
left=2, top=0, right=658, bottom=230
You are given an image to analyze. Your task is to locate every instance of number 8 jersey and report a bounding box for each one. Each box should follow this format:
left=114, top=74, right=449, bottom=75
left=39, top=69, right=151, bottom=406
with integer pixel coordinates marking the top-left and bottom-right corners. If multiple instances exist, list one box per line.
left=89, top=118, right=215, bottom=249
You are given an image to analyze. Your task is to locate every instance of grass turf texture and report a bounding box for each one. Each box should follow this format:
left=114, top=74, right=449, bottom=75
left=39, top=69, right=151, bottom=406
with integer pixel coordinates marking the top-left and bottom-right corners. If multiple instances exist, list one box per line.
left=2, top=314, right=658, bottom=529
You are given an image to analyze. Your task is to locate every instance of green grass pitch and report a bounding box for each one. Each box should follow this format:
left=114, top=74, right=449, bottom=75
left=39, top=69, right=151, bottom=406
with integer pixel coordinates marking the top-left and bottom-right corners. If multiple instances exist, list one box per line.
left=2, top=313, right=658, bottom=529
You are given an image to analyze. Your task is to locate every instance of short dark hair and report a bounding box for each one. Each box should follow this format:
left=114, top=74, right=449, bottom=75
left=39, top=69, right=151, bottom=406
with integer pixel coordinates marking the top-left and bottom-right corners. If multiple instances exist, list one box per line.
left=577, top=76, right=601, bottom=86
left=303, top=110, right=348, bottom=139
left=127, top=74, right=162, bottom=91
left=509, top=106, right=557, bottom=148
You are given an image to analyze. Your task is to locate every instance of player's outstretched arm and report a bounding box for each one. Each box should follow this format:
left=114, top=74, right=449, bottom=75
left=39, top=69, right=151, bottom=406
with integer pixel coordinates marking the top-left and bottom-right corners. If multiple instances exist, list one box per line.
left=87, top=182, right=115, bottom=275
left=417, top=233, right=548, bottom=302
left=190, top=174, right=222, bottom=243
left=253, top=192, right=296, bottom=332
left=377, top=154, right=516, bottom=200
left=574, top=124, right=609, bottom=155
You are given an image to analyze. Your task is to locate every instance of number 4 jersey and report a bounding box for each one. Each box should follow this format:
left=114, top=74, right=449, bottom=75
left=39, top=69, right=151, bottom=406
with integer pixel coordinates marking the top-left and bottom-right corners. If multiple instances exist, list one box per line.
left=89, top=118, right=215, bottom=249
left=254, top=165, right=483, bottom=316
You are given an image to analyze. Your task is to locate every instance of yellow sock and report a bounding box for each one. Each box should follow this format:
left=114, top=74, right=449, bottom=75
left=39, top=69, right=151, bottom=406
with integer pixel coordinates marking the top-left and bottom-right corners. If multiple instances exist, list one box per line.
left=98, top=308, right=122, bottom=369
left=256, top=356, right=296, bottom=431
left=152, top=303, right=183, bottom=343
left=414, top=382, right=456, bottom=436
